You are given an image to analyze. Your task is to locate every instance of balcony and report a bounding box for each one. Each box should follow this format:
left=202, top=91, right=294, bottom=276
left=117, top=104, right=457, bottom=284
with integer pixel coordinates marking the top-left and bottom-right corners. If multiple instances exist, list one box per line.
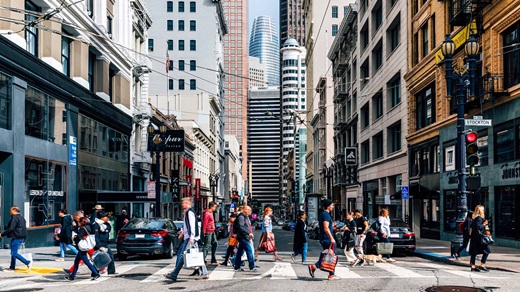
left=334, top=86, right=348, bottom=102
left=333, top=58, right=348, bottom=76
left=476, top=73, right=508, bottom=103
left=449, top=0, right=491, bottom=26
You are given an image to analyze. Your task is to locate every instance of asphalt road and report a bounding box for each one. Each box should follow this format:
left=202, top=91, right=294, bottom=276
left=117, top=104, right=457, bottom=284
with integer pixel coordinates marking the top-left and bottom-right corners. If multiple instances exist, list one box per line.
left=1, top=226, right=519, bottom=292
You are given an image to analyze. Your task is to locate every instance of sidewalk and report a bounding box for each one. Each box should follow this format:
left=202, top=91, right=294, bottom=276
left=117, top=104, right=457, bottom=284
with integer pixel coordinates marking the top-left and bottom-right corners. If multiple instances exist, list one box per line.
left=414, top=238, right=520, bottom=273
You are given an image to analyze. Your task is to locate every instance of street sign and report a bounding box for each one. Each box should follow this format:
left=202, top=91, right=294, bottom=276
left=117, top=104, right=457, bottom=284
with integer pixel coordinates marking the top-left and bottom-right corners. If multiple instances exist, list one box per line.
left=147, top=181, right=156, bottom=199
left=195, top=178, right=201, bottom=201
left=465, top=119, right=492, bottom=126
left=171, top=170, right=180, bottom=199
left=401, top=186, right=409, bottom=200
left=345, top=147, right=357, bottom=165
left=69, top=136, right=77, bottom=166
left=230, top=203, right=235, bottom=213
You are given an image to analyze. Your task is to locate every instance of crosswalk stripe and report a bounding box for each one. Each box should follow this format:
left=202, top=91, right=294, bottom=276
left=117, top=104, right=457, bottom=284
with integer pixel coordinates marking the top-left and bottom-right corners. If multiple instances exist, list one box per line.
left=208, top=266, right=235, bottom=281
left=141, top=263, right=177, bottom=283
left=249, top=262, right=297, bottom=280
left=334, top=265, right=363, bottom=279
left=74, top=264, right=139, bottom=285
left=443, top=269, right=496, bottom=279
left=375, top=263, right=428, bottom=278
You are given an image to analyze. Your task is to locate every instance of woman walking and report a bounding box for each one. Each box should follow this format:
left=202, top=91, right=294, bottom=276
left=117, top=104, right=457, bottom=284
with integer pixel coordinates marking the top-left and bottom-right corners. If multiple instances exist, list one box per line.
left=453, top=212, right=472, bottom=260
left=65, top=217, right=100, bottom=281
left=343, top=212, right=360, bottom=266
left=221, top=214, right=238, bottom=266
left=291, top=212, right=308, bottom=263
left=469, top=205, right=491, bottom=272
left=378, top=208, right=396, bottom=262
left=254, top=207, right=282, bottom=261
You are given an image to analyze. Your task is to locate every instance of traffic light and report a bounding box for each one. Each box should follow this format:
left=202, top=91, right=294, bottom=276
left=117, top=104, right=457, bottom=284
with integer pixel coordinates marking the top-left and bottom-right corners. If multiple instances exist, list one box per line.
left=466, top=131, right=479, bottom=175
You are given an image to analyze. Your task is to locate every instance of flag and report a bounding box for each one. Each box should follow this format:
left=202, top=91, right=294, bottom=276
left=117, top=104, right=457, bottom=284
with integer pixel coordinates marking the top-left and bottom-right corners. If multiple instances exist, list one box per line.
left=166, top=51, right=170, bottom=73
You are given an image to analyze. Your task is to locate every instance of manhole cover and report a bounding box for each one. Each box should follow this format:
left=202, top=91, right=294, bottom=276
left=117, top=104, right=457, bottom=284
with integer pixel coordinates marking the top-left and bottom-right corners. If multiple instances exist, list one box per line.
left=114, top=273, right=151, bottom=279
left=425, top=286, right=486, bottom=292
left=169, top=288, right=186, bottom=290
left=4, top=289, right=44, bottom=292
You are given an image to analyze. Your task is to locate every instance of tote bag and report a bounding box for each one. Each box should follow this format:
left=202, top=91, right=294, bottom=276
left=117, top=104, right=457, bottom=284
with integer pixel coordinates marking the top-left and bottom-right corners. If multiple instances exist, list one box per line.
left=376, top=242, right=394, bottom=255
left=184, top=246, right=204, bottom=268
left=15, top=243, right=33, bottom=269
left=77, top=228, right=96, bottom=251
left=319, top=244, right=338, bottom=273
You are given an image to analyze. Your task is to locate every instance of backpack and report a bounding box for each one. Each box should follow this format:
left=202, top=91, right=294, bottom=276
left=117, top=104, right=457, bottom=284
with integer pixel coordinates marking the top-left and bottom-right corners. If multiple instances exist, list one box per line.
left=370, top=219, right=381, bottom=232
left=458, top=218, right=472, bottom=233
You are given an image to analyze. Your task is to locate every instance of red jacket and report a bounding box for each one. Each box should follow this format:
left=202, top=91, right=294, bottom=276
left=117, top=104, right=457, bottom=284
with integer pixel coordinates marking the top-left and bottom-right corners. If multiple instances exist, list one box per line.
left=202, top=209, right=215, bottom=233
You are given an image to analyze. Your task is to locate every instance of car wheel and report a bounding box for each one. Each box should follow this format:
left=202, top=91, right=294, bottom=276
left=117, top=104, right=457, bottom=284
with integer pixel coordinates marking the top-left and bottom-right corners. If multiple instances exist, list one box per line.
left=165, top=242, right=174, bottom=259
left=117, top=253, right=127, bottom=261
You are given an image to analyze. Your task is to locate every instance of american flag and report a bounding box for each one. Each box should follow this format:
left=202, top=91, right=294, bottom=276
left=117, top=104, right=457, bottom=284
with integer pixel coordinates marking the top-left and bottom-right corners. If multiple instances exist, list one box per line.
left=166, top=51, right=170, bottom=73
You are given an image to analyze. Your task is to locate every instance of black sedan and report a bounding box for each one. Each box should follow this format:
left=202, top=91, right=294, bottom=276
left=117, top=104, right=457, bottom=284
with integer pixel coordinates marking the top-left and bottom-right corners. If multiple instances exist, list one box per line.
left=364, top=218, right=416, bottom=255
left=116, top=218, right=182, bottom=260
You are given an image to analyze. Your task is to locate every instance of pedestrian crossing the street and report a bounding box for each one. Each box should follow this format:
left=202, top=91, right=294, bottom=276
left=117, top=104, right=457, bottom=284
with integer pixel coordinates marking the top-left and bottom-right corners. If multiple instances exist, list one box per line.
left=0, top=260, right=514, bottom=291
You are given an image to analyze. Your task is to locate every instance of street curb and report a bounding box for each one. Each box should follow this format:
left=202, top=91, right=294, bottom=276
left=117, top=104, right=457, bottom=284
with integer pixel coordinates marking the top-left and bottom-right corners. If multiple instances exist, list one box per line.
left=414, top=250, right=520, bottom=274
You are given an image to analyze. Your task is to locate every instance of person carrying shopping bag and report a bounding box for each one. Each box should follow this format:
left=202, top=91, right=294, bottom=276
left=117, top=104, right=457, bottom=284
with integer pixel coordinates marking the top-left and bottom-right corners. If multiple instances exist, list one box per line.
left=378, top=208, right=396, bottom=263
left=0, top=206, right=33, bottom=272
left=64, top=217, right=99, bottom=281
left=254, top=207, right=282, bottom=261
left=220, top=214, right=238, bottom=266
left=469, top=205, right=492, bottom=272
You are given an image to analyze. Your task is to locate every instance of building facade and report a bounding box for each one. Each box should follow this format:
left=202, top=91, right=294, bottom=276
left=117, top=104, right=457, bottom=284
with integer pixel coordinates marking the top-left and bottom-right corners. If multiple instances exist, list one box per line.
left=280, top=0, right=306, bottom=46
left=247, top=86, right=281, bottom=206
left=248, top=56, right=266, bottom=88
left=222, top=0, right=249, bottom=185
left=249, top=16, right=280, bottom=86
left=224, top=135, right=243, bottom=217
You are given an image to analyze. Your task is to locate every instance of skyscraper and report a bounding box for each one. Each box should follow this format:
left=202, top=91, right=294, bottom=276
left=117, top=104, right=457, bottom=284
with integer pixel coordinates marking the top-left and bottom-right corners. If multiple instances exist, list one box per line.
left=248, top=56, right=266, bottom=88
left=249, top=16, right=280, bottom=86
left=222, top=0, right=249, bottom=183
left=280, top=0, right=306, bottom=46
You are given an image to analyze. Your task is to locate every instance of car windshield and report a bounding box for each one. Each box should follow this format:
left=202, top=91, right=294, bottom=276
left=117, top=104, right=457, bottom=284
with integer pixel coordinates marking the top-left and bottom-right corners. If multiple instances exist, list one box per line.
left=124, top=219, right=164, bottom=230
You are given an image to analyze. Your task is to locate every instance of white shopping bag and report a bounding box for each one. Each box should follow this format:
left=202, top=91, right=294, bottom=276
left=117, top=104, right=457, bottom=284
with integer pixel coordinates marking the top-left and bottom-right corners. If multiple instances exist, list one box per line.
left=184, top=246, right=204, bottom=268
left=466, top=239, right=471, bottom=253
left=15, top=243, right=32, bottom=269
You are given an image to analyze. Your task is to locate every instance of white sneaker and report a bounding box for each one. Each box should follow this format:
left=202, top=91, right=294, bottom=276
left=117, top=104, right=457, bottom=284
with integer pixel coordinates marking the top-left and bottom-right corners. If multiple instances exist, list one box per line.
left=27, top=261, right=33, bottom=272
left=387, top=258, right=396, bottom=263
left=328, top=274, right=341, bottom=280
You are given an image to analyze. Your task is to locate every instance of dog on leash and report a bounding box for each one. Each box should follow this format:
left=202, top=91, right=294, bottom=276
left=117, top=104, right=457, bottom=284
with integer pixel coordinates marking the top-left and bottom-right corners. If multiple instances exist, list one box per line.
left=363, top=254, right=386, bottom=266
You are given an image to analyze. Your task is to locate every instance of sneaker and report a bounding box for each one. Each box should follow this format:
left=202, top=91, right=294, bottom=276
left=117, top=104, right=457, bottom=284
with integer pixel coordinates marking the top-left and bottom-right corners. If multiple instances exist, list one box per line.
left=359, top=260, right=366, bottom=267
left=328, top=274, right=341, bottom=280
left=452, top=253, right=459, bottom=260
left=250, top=267, right=259, bottom=272
left=63, top=268, right=71, bottom=276
left=234, top=268, right=245, bottom=272
left=3, top=269, right=15, bottom=273
left=291, top=254, right=295, bottom=262
left=27, top=261, right=33, bottom=272
left=196, top=276, right=209, bottom=280
left=350, top=259, right=360, bottom=267
left=163, top=273, right=178, bottom=281
left=91, top=274, right=100, bottom=281
left=64, top=276, right=74, bottom=281
left=387, top=258, right=396, bottom=263
left=55, top=258, right=65, bottom=262
left=479, top=266, right=489, bottom=272
left=308, top=264, right=316, bottom=278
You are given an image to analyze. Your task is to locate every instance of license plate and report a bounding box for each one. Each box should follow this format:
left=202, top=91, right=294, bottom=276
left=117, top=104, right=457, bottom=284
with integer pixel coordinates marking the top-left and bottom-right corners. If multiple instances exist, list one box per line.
left=390, top=234, right=400, bottom=238
left=135, top=234, right=145, bottom=238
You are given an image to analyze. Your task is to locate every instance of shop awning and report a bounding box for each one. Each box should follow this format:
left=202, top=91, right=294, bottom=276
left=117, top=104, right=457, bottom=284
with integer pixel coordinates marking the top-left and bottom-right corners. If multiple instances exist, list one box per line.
left=79, top=190, right=156, bottom=202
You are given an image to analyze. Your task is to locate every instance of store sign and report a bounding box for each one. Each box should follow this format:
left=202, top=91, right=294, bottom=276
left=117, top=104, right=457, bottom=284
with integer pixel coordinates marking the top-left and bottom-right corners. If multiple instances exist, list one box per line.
left=435, top=20, right=478, bottom=64
left=500, top=163, right=520, bottom=180
left=147, top=181, right=156, bottom=199
left=30, top=190, right=64, bottom=197
left=195, top=178, right=201, bottom=201
left=345, top=147, right=357, bottom=165
left=148, top=130, right=185, bottom=152
left=171, top=170, right=180, bottom=198
left=307, top=197, right=318, bottom=223
left=69, top=136, right=77, bottom=166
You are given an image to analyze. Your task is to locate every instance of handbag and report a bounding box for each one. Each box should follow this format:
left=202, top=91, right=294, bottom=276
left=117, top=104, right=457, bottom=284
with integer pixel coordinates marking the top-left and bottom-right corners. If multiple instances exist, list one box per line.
left=263, top=236, right=276, bottom=253
left=479, top=231, right=494, bottom=245
left=16, top=243, right=33, bottom=269
left=376, top=242, right=394, bottom=254
left=346, top=233, right=356, bottom=249
left=77, top=227, right=96, bottom=251
left=320, top=244, right=338, bottom=273
left=91, top=250, right=111, bottom=269
left=228, top=237, right=238, bottom=247
left=54, top=227, right=61, bottom=241
left=184, top=245, right=205, bottom=268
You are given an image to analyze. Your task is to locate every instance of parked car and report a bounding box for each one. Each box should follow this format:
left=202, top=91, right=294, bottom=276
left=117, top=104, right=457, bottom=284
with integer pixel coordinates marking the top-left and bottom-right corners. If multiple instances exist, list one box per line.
left=308, top=221, right=319, bottom=239
left=216, top=222, right=229, bottom=239
left=282, top=220, right=296, bottom=231
left=364, top=218, right=416, bottom=255
left=116, top=218, right=183, bottom=261
left=277, top=219, right=285, bottom=226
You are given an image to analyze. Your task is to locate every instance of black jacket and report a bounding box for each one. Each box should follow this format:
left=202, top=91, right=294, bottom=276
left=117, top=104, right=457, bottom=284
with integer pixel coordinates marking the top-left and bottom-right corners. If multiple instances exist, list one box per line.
left=234, top=213, right=251, bottom=241
left=469, top=216, right=491, bottom=256
left=59, top=214, right=74, bottom=244
left=1, top=214, right=27, bottom=239
left=92, top=220, right=111, bottom=249
left=293, top=219, right=307, bottom=253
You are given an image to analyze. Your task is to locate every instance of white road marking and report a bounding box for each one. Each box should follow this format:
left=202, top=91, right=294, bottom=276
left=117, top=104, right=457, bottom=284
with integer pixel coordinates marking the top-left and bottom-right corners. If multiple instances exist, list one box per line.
left=375, top=263, right=429, bottom=278
left=208, top=266, right=235, bottom=281
left=141, top=263, right=177, bottom=283
left=74, top=264, right=139, bottom=285
left=248, top=262, right=297, bottom=280
left=333, top=265, right=363, bottom=278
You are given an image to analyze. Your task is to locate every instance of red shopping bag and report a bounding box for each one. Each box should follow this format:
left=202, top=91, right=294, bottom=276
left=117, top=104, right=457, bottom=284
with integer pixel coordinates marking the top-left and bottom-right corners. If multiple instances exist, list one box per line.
left=263, top=233, right=276, bottom=253
left=320, top=244, right=338, bottom=273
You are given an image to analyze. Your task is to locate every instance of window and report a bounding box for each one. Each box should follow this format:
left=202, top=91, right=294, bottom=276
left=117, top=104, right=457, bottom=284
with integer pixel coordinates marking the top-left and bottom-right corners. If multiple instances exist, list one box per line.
left=25, top=86, right=67, bottom=145
left=190, top=1, right=196, bottom=12
left=387, top=16, right=400, bottom=52
left=373, top=44, right=383, bottom=71
left=178, top=40, right=185, bottom=51
left=361, top=60, right=369, bottom=86
left=169, top=60, right=173, bottom=71
left=361, top=103, right=370, bottom=129
left=148, top=39, right=154, bottom=51
left=25, top=0, right=39, bottom=56
left=107, top=17, right=112, bottom=36
left=167, top=20, right=173, bottom=31
left=178, top=1, right=185, bottom=12
left=361, top=140, right=370, bottom=164
left=190, top=60, right=196, bottom=71
left=168, top=79, right=174, bottom=90
left=421, top=24, right=428, bottom=57
left=332, top=25, right=338, bottom=36
left=503, top=20, right=520, bottom=88
left=477, top=132, right=489, bottom=166
left=495, top=126, right=515, bottom=163
left=373, top=92, right=383, bottom=119
left=167, top=1, right=173, bottom=12
left=415, top=83, right=435, bottom=130
left=88, top=52, right=95, bottom=92
left=373, top=5, right=383, bottom=31
left=167, top=39, right=173, bottom=50
left=373, top=132, right=383, bottom=159
left=190, top=79, right=196, bottom=90
left=179, top=79, right=185, bottom=90
left=179, top=60, right=185, bottom=71
left=361, top=24, right=369, bottom=50
left=344, top=6, right=348, bottom=15
left=61, top=36, right=71, bottom=76
left=444, top=144, right=455, bottom=171
left=190, top=40, right=196, bottom=51
left=410, top=142, right=440, bottom=176
left=332, top=6, right=338, bottom=18
left=388, top=74, right=400, bottom=107
left=190, top=20, right=196, bottom=31
left=412, top=32, right=419, bottom=65
left=388, top=122, right=401, bottom=153
left=0, top=72, right=11, bottom=130
left=178, top=20, right=184, bottom=31
left=495, top=186, right=519, bottom=240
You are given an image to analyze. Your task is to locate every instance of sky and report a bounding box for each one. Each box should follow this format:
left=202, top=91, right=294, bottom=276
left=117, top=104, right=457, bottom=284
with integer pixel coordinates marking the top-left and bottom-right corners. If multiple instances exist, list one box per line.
left=248, top=0, right=280, bottom=35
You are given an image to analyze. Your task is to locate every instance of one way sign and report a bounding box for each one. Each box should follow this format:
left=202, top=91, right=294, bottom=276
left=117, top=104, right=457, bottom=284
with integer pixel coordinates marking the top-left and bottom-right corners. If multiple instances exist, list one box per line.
left=345, top=147, right=357, bottom=165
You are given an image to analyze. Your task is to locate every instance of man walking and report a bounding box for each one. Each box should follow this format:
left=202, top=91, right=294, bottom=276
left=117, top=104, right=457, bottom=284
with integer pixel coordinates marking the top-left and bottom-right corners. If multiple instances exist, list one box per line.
left=233, top=205, right=258, bottom=271
left=56, top=209, right=78, bottom=261
left=202, top=202, right=219, bottom=265
left=0, top=206, right=32, bottom=272
left=354, top=209, right=369, bottom=266
left=308, top=199, right=340, bottom=280
left=164, top=198, right=208, bottom=282
left=93, top=212, right=116, bottom=274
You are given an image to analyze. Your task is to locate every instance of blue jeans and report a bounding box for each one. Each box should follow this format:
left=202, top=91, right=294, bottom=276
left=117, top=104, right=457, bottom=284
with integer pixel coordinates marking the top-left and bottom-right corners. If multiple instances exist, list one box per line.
left=59, top=242, right=78, bottom=258
left=169, top=239, right=208, bottom=278
left=234, top=238, right=255, bottom=270
left=315, top=240, right=335, bottom=276
left=10, top=238, right=30, bottom=270
left=70, top=250, right=99, bottom=279
left=293, top=243, right=308, bottom=262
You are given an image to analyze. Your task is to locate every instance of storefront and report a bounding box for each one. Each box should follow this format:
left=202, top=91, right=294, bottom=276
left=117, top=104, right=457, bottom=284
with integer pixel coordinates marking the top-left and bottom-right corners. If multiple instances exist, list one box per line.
left=79, top=191, right=156, bottom=219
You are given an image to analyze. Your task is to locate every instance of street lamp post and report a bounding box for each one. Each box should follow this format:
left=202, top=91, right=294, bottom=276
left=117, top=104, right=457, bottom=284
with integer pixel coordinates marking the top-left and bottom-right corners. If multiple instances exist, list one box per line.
left=441, top=34, right=480, bottom=241
left=147, top=122, right=168, bottom=218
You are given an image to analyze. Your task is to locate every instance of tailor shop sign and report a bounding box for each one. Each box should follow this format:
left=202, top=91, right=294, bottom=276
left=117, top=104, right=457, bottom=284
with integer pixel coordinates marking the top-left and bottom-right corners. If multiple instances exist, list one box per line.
left=148, top=130, right=185, bottom=152
left=500, top=162, right=520, bottom=180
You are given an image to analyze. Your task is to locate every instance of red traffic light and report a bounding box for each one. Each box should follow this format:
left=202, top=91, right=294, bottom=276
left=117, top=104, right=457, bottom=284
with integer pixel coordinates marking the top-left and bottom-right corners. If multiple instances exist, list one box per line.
left=466, top=132, right=478, bottom=143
